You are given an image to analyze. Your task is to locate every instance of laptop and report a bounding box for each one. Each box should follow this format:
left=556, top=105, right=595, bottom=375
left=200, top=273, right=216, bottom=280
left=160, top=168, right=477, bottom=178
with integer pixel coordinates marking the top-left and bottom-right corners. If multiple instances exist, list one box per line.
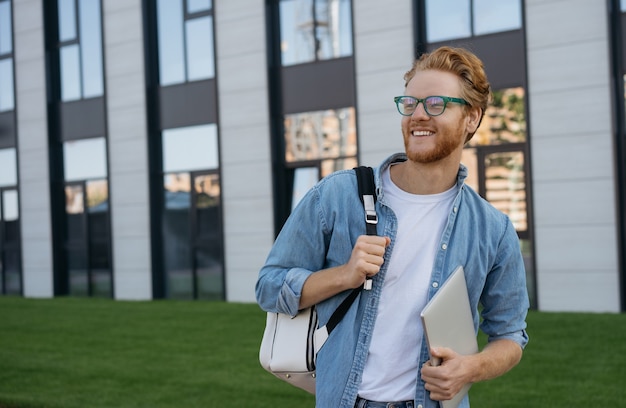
left=420, top=265, right=479, bottom=408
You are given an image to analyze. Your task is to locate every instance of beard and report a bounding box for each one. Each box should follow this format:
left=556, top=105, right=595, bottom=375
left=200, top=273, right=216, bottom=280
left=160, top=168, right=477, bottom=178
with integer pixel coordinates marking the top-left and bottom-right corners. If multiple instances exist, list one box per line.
left=402, top=124, right=465, bottom=164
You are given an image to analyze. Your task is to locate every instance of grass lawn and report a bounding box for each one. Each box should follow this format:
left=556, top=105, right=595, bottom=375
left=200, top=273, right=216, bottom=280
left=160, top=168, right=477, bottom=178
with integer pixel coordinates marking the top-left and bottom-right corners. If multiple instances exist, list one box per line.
left=0, top=297, right=625, bottom=407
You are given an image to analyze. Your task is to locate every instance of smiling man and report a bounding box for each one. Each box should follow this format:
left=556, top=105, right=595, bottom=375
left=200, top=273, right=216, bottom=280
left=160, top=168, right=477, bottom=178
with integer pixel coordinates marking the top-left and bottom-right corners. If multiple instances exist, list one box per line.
left=256, top=46, right=529, bottom=408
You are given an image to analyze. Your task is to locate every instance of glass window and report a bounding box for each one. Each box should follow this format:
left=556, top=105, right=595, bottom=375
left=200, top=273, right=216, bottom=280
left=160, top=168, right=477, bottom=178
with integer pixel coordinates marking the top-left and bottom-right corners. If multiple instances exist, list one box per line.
left=79, top=0, right=104, bottom=98
left=2, top=188, right=18, bottom=221
left=86, top=179, right=110, bottom=297
left=187, top=0, right=211, bottom=13
left=284, top=107, right=357, bottom=162
left=58, top=0, right=77, bottom=42
left=194, top=173, right=223, bottom=300
left=0, top=0, right=12, bottom=55
left=65, top=184, right=85, bottom=240
left=292, top=167, right=319, bottom=210
left=163, top=172, right=192, bottom=299
left=60, top=44, right=81, bottom=101
left=0, top=58, right=14, bottom=111
left=469, top=87, right=526, bottom=146
left=185, top=16, right=215, bottom=81
left=63, top=137, right=108, bottom=181
left=622, top=0, right=626, bottom=12
left=58, top=0, right=104, bottom=101
left=162, top=124, right=219, bottom=172
left=0, top=148, right=16, bottom=186
left=157, top=0, right=215, bottom=86
left=157, top=0, right=185, bottom=85
left=280, top=0, right=353, bottom=66
left=473, top=0, right=522, bottom=36
left=426, top=0, right=471, bottom=42
left=426, top=0, right=521, bottom=41
left=484, top=151, right=527, bottom=231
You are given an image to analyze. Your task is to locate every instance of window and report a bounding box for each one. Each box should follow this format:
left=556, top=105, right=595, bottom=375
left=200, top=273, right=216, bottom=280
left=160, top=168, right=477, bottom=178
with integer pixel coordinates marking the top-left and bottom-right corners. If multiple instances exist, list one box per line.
left=157, top=0, right=215, bottom=86
left=0, top=0, right=14, bottom=112
left=0, top=146, right=20, bottom=294
left=284, top=107, right=358, bottom=208
left=280, top=0, right=353, bottom=66
left=426, top=0, right=522, bottom=42
left=161, top=124, right=224, bottom=300
left=61, top=137, right=111, bottom=297
left=461, top=87, right=535, bottom=307
left=57, top=0, right=104, bottom=101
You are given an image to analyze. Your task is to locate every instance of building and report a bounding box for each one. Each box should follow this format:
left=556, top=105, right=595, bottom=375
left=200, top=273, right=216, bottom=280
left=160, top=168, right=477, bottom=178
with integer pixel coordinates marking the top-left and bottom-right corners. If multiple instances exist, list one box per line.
left=0, top=0, right=624, bottom=312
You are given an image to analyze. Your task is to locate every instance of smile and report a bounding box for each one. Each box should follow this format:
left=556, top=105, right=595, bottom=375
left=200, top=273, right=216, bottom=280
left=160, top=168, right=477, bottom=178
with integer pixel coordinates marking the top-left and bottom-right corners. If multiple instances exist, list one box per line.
left=412, top=130, right=434, bottom=136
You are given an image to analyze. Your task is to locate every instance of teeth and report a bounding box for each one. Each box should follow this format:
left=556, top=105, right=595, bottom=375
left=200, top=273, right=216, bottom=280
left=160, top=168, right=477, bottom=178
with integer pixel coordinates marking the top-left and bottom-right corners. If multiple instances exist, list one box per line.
left=413, top=130, right=433, bottom=136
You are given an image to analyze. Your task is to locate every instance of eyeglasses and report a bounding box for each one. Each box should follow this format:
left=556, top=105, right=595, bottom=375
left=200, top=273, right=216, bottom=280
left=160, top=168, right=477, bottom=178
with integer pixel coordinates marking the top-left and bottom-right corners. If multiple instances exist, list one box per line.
left=393, top=95, right=469, bottom=117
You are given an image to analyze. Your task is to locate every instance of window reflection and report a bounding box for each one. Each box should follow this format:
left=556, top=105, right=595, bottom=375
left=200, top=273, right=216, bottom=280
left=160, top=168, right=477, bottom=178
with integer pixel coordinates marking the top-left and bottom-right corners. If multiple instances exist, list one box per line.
left=284, top=107, right=357, bottom=162
left=470, top=88, right=526, bottom=146
left=163, top=172, right=192, bottom=299
left=473, top=0, right=522, bottom=36
left=58, top=0, right=104, bottom=102
left=2, top=189, right=18, bottom=221
left=58, top=0, right=77, bottom=42
left=185, top=16, right=215, bottom=81
left=60, top=44, right=81, bottom=101
left=79, top=0, right=104, bottom=98
left=0, top=58, right=14, bottom=111
left=65, top=180, right=111, bottom=297
left=64, top=137, right=108, bottom=182
left=484, top=151, right=527, bottom=231
left=1, top=187, right=21, bottom=295
left=426, top=0, right=470, bottom=42
left=292, top=167, right=319, bottom=210
left=157, top=0, right=215, bottom=86
left=162, top=124, right=219, bottom=172
left=0, top=148, right=16, bottom=187
left=157, top=0, right=185, bottom=85
left=187, top=0, right=211, bottom=13
left=426, top=0, right=521, bottom=42
left=0, top=0, right=12, bottom=55
left=194, top=173, right=223, bottom=300
left=280, top=0, right=353, bottom=66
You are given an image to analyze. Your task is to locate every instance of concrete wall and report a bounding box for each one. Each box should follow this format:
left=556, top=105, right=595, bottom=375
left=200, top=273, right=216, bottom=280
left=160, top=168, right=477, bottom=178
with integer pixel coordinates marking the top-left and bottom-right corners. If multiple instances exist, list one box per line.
left=525, top=0, right=621, bottom=312
left=215, top=1, right=274, bottom=302
left=14, top=0, right=54, bottom=297
left=103, top=0, right=152, bottom=300
left=353, top=1, right=412, bottom=167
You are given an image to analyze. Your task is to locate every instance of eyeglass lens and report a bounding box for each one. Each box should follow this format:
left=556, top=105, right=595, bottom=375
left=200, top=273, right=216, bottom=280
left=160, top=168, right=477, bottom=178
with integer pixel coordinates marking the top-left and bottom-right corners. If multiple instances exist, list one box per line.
left=398, top=96, right=446, bottom=116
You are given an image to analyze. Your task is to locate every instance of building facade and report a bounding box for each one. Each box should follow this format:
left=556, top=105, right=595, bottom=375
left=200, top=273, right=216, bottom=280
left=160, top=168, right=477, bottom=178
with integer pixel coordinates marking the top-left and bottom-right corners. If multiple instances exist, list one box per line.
left=0, top=0, right=624, bottom=312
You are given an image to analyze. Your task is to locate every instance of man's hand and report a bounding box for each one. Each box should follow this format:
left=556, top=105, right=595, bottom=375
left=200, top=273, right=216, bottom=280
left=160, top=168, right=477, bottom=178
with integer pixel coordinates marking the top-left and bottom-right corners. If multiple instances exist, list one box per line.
left=421, top=340, right=523, bottom=401
left=298, top=235, right=390, bottom=309
left=421, top=347, right=473, bottom=401
left=343, top=235, right=391, bottom=289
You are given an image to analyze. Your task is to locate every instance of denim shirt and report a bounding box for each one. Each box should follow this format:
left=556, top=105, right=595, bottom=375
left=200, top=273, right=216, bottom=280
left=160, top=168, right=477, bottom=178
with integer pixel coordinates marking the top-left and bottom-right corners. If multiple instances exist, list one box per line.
left=256, top=153, right=530, bottom=408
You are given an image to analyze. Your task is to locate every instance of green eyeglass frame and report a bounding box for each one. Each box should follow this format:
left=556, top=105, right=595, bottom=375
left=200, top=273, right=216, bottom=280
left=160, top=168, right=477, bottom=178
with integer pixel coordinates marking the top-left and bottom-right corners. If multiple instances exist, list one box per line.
left=393, top=95, right=469, bottom=117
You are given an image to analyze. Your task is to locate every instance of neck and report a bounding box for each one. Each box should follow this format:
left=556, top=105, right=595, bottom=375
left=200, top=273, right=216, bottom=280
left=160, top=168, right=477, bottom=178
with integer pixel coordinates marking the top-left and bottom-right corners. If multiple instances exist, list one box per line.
left=390, top=155, right=460, bottom=195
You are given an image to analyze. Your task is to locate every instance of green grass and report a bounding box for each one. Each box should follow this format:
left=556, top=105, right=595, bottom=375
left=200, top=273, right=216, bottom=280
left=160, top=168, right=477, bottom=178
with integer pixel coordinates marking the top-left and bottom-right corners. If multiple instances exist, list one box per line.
left=0, top=297, right=625, bottom=408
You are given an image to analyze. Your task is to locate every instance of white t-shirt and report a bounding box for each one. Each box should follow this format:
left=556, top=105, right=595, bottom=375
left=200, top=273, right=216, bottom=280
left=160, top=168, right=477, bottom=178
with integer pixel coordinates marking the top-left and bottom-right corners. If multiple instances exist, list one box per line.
left=358, top=165, right=457, bottom=401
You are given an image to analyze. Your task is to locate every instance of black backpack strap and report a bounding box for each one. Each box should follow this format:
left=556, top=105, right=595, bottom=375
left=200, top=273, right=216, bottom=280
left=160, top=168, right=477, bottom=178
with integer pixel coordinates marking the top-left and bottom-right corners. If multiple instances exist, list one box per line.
left=325, top=166, right=378, bottom=335
left=354, top=166, right=377, bottom=236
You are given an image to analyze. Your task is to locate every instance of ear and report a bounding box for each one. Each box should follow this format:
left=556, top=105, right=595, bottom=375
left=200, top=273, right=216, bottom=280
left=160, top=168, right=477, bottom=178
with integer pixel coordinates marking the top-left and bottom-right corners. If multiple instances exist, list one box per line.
left=465, top=106, right=482, bottom=135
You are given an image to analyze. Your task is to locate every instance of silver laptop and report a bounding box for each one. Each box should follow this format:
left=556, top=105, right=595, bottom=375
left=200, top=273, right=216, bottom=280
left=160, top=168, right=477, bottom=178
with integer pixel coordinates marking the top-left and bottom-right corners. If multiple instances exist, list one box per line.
left=420, top=265, right=478, bottom=408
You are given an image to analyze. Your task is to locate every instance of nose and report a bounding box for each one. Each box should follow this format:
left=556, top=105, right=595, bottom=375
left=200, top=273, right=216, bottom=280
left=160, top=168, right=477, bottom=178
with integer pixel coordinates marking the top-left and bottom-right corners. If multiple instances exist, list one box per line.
left=411, top=101, right=430, bottom=119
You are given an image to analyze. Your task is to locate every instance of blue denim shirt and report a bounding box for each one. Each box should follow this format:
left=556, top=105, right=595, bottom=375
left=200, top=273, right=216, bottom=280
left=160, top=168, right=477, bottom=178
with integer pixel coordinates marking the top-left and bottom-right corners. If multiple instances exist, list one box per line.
left=256, top=153, right=529, bottom=408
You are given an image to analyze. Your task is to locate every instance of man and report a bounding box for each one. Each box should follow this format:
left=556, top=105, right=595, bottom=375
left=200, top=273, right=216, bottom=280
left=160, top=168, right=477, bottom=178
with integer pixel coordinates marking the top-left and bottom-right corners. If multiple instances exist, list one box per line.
left=256, top=46, right=529, bottom=408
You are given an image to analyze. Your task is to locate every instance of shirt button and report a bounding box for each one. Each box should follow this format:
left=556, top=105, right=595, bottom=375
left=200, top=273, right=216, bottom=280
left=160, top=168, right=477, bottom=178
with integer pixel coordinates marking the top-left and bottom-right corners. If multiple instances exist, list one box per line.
left=432, top=282, right=439, bottom=288
left=441, top=243, right=447, bottom=250
left=453, top=206, right=458, bottom=213
left=418, top=405, right=423, bottom=408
